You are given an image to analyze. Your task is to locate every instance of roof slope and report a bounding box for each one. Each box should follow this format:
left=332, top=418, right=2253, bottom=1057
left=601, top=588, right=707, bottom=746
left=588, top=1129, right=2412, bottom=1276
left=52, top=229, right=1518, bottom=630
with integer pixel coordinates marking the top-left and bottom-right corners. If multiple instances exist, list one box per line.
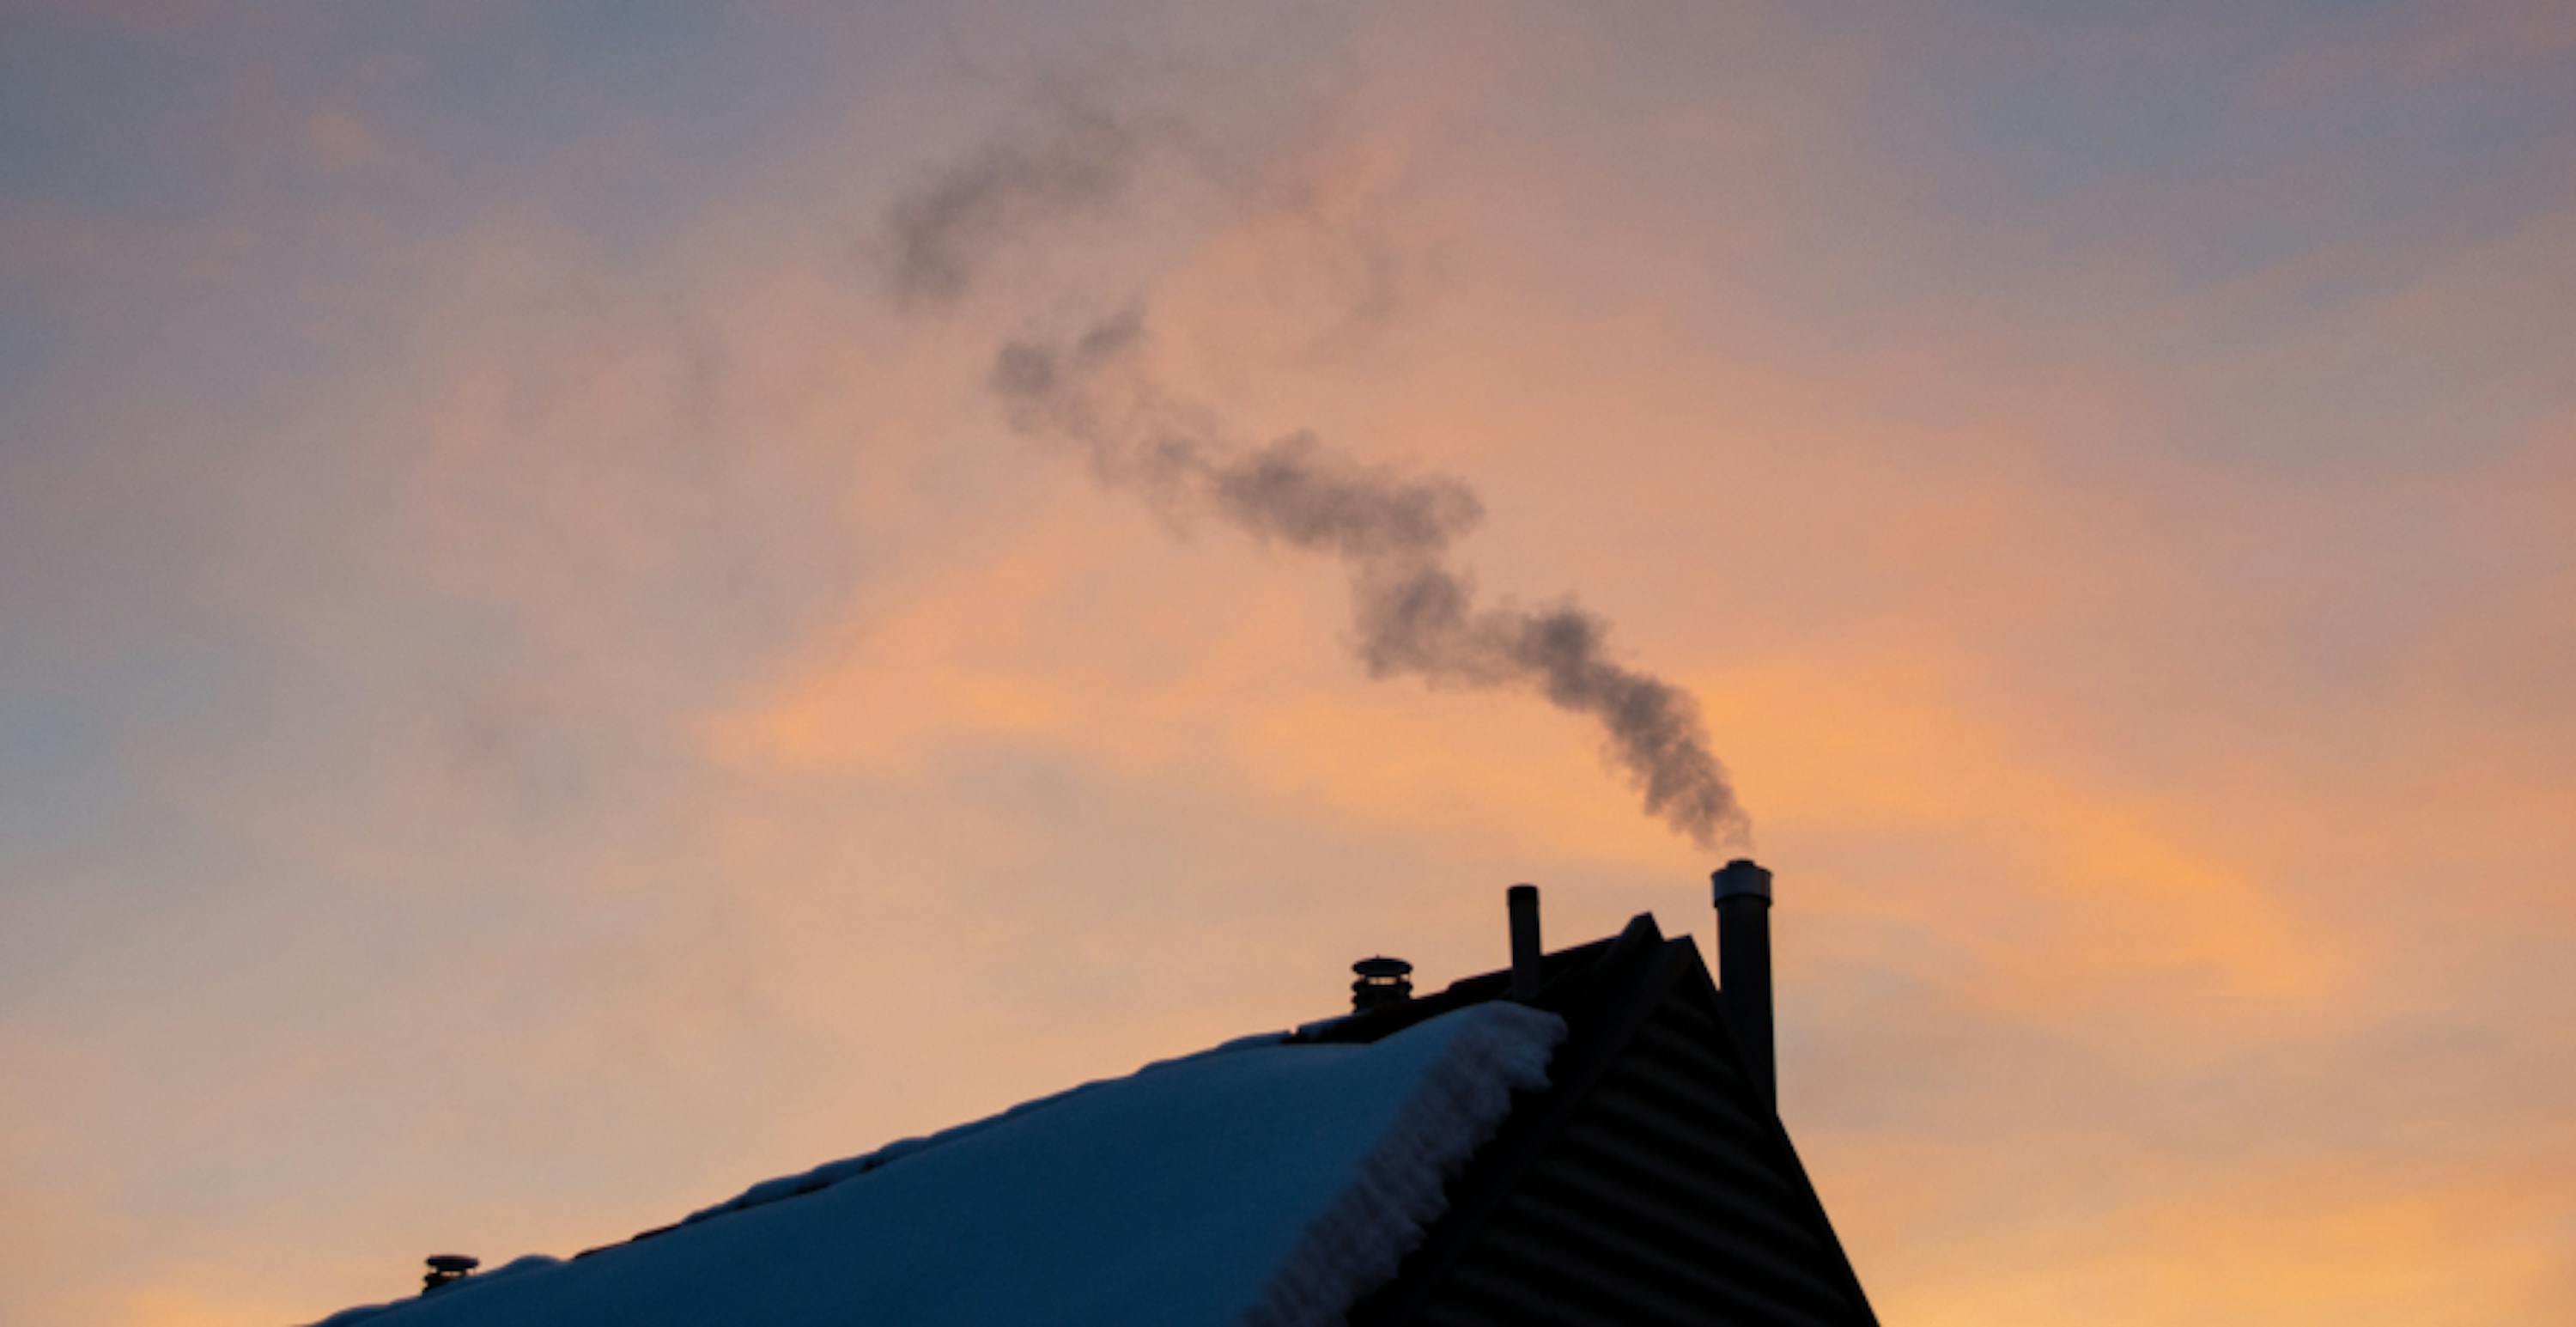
left=1327, top=915, right=1880, bottom=1326
left=307, top=1002, right=1564, bottom=1327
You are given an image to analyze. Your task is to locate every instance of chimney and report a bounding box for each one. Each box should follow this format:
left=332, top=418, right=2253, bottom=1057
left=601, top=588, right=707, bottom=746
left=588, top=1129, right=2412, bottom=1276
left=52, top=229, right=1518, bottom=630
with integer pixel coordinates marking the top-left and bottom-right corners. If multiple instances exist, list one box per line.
left=1712, top=858, right=1775, bottom=1110
left=422, top=1254, right=479, bottom=1294
left=1350, top=956, right=1413, bottom=1012
left=1507, top=884, right=1543, bottom=999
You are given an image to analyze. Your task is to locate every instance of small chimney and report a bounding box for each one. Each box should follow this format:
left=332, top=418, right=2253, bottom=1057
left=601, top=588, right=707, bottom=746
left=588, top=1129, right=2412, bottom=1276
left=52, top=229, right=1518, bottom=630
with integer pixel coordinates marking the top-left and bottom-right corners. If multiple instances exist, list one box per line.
left=1506, top=884, right=1543, bottom=1000
left=1713, top=858, right=1776, bottom=1110
left=422, top=1254, right=479, bottom=1294
left=1351, top=956, right=1413, bottom=1012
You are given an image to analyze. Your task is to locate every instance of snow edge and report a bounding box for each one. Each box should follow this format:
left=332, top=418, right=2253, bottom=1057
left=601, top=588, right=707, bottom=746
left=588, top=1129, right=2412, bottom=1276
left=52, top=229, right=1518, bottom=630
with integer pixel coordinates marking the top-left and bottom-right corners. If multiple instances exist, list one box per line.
left=1242, top=1001, right=1569, bottom=1327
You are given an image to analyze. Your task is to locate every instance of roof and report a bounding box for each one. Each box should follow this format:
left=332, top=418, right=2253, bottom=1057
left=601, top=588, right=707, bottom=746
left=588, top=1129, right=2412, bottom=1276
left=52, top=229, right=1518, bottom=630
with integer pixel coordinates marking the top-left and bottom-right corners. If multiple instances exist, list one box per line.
left=1332, top=913, right=1880, bottom=1326
left=306, top=1001, right=1565, bottom=1327
left=306, top=910, right=1878, bottom=1326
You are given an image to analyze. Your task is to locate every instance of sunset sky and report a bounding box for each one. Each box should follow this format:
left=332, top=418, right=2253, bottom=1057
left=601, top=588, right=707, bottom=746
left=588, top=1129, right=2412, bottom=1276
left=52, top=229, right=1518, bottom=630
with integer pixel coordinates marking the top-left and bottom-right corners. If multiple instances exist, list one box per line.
left=4, top=2, right=2573, bottom=1323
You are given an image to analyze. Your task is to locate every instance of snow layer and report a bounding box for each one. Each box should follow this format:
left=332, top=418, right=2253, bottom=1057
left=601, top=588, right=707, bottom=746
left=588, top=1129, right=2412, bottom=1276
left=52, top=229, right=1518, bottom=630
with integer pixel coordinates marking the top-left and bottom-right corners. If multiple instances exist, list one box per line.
left=308, top=1001, right=1564, bottom=1327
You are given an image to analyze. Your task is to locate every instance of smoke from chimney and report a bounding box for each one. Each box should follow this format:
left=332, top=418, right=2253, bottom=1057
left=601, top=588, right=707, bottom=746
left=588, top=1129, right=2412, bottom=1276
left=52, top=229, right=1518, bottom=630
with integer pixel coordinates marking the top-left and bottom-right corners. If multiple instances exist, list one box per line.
left=884, top=109, right=1139, bottom=310
left=883, top=100, right=1751, bottom=849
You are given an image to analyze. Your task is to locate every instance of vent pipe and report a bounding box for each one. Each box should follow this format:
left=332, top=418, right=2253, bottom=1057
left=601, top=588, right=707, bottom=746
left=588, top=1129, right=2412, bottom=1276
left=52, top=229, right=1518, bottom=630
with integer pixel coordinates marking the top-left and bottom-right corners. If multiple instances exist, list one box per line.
left=422, top=1255, right=478, bottom=1294
left=1507, top=884, right=1543, bottom=1000
left=1351, top=956, right=1413, bottom=1012
left=1713, top=858, right=1775, bottom=1110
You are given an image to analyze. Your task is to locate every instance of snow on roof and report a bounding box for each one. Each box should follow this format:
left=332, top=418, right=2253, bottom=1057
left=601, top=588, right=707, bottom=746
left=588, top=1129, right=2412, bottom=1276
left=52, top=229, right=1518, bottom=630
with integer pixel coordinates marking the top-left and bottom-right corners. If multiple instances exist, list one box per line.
left=309, top=1001, right=1565, bottom=1327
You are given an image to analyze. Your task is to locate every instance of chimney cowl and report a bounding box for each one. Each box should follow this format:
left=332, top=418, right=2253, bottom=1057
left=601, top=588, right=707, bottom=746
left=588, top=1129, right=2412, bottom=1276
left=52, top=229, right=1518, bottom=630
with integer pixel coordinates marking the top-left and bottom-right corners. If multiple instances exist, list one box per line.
left=422, top=1255, right=479, bottom=1294
left=1350, top=956, right=1413, bottom=1012
left=1713, top=857, right=1772, bottom=903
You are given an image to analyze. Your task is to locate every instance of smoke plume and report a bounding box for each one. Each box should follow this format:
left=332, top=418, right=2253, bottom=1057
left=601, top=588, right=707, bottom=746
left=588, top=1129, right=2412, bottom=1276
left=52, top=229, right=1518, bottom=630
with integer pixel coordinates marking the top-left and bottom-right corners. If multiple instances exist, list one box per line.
left=886, top=107, right=1750, bottom=849
left=885, top=110, right=1139, bottom=311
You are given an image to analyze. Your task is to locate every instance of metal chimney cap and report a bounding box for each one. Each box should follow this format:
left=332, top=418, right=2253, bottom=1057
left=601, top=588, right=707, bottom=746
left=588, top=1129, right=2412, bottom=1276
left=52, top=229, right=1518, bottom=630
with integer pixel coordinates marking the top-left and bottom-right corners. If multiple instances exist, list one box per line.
left=1350, top=955, right=1414, bottom=1012
left=422, top=1254, right=480, bottom=1294
left=1713, top=858, right=1772, bottom=902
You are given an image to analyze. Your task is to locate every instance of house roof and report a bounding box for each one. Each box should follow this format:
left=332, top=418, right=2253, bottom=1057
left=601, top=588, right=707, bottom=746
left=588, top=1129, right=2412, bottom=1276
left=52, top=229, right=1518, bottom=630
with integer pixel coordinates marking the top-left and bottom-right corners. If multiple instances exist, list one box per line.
left=1337, top=913, right=1880, bottom=1325
left=306, top=1001, right=1565, bottom=1327
left=307, top=909, right=1877, bottom=1327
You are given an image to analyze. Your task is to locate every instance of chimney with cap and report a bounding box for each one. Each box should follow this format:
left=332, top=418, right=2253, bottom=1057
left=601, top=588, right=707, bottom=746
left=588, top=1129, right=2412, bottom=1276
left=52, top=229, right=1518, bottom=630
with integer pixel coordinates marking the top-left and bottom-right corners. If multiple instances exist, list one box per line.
left=1350, top=956, right=1413, bottom=1012
left=422, top=1254, right=478, bottom=1294
left=1713, top=858, right=1776, bottom=1110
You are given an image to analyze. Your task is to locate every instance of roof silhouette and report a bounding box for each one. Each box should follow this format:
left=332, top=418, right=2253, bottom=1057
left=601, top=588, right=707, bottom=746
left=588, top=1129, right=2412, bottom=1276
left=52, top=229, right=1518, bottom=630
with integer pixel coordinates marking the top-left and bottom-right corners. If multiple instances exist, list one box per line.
left=307, top=911, right=1876, bottom=1326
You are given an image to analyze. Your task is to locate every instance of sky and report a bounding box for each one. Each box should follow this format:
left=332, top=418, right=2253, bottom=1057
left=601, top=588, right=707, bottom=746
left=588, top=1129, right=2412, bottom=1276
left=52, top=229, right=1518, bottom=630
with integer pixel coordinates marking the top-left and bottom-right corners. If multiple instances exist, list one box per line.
left=2, top=0, right=2571, bottom=1323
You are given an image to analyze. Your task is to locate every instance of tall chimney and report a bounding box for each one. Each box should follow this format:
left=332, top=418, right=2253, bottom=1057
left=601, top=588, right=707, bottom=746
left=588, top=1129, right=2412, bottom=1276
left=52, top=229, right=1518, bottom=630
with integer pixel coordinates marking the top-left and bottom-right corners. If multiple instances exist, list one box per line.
left=1712, top=858, right=1775, bottom=1110
left=1506, top=884, right=1543, bottom=1000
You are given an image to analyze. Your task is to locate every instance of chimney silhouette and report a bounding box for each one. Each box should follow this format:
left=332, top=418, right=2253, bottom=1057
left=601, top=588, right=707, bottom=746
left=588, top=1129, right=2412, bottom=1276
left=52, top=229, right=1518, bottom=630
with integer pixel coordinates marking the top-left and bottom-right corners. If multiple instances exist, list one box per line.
left=1712, top=859, right=1775, bottom=1109
left=1506, top=884, right=1543, bottom=1000
left=1351, top=956, right=1413, bottom=1012
left=422, top=1254, right=478, bottom=1294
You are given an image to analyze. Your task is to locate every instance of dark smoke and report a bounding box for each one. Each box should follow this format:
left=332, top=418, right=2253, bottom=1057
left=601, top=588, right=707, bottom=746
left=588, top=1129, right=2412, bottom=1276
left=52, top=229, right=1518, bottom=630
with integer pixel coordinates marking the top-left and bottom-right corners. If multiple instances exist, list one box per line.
left=884, top=109, right=1137, bottom=310
left=887, top=107, right=1749, bottom=849
left=985, top=318, right=1749, bottom=849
